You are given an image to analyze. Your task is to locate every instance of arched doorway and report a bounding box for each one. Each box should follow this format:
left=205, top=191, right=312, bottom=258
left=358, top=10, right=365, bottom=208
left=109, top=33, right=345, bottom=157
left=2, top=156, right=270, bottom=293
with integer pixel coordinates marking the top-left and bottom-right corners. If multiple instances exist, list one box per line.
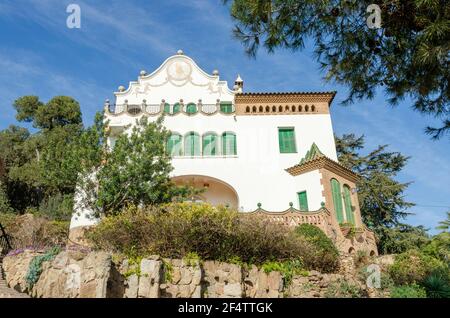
left=172, top=175, right=239, bottom=209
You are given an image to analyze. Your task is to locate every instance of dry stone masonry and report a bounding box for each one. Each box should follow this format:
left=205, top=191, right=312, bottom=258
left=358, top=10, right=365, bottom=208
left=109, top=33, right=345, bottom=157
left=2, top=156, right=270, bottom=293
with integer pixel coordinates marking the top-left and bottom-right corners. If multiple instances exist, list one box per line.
left=1, top=250, right=387, bottom=298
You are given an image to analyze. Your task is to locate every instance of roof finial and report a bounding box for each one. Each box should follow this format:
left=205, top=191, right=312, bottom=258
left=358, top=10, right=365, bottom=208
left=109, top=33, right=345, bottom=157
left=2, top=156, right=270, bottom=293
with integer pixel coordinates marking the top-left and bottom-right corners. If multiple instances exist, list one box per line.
left=177, top=49, right=184, bottom=55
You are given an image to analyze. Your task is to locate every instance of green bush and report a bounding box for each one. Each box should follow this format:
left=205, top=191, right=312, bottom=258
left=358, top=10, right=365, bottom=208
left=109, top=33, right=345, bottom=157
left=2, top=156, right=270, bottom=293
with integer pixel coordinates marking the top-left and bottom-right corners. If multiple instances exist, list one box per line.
left=390, top=283, right=427, bottom=298
left=324, top=279, right=362, bottom=298
left=87, top=203, right=337, bottom=271
left=294, top=224, right=340, bottom=272
left=261, top=259, right=308, bottom=286
left=422, top=271, right=450, bottom=298
left=389, top=249, right=448, bottom=285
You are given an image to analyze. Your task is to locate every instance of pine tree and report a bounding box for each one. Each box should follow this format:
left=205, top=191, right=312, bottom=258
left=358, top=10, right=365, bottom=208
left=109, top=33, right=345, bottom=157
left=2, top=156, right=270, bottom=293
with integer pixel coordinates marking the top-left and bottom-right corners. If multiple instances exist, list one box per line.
left=226, top=0, right=450, bottom=138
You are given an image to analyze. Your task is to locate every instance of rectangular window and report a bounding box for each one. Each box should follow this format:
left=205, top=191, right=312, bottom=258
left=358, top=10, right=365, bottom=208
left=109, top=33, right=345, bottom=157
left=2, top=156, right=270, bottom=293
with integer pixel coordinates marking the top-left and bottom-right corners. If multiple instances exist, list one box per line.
left=298, top=191, right=309, bottom=211
left=220, top=102, right=234, bottom=114
left=278, top=128, right=296, bottom=153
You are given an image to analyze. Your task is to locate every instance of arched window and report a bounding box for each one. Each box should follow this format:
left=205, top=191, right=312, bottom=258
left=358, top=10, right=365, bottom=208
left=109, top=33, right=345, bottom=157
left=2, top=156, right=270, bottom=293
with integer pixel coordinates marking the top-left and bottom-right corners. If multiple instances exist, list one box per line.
left=166, top=133, right=182, bottom=156
left=305, top=105, right=309, bottom=112
left=184, top=132, right=200, bottom=156
left=186, top=103, right=197, bottom=114
left=343, top=185, right=355, bottom=225
left=246, top=106, right=250, bottom=113
left=202, top=133, right=218, bottom=156
left=331, top=178, right=344, bottom=223
left=222, top=132, right=237, bottom=156
left=311, top=105, right=316, bottom=112
left=265, top=106, right=270, bottom=112
left=292, top=106, right=296, bottom=112
left=163, top=103, right=171, bottom=114
left=173, top=103, right=181, bottom=114
left=279, top=106, right=283, bottom=112
left=252, top=106, right=257, bottom=112
left=259, top=106, right=263, bottom=112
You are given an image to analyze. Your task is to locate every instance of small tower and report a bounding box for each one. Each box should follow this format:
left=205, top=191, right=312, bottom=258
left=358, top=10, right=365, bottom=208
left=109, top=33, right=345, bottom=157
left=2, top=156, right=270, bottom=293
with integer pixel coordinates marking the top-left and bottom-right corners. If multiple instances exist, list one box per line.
left=234, top=74, right=243, bottom=93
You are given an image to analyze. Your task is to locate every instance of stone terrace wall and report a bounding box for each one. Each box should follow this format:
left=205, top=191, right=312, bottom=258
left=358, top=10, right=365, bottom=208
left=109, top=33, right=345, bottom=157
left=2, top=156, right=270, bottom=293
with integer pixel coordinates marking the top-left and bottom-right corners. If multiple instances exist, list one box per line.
left=2, top=250, right=383, bottom=298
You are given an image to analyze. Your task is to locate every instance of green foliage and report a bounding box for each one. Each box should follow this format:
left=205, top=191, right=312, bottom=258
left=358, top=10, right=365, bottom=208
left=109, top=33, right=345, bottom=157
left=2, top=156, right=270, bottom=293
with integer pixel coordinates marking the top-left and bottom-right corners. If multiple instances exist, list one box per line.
left=37, top=193, right=74, bottom=221
left=437, top=211, right=450, bottom=232
left=294, top=224, right=339, bottom=271
left=25, top=246, right=61, bottom=288
left=226, top=0, right=450, bottom=139
left=422, top=271, right=450, bottom=298
left=325, top=279, right=363, bottom=298
left=183, top=252, right=202, bottom=267
left=335, top=134, right=416, bottom=248
left=0, top=180, right=13, bottom=213
left=1, top=95, right=86, bottom=216
left=390, top=283, right=427, bottom=298
left=163, top=259, right=174, bottom=283
left=261, top=259, right=308, bottom=286
left=123, top=255, right=143, bottom=278
left=87, top=203, right=336, bottom=271
left=376, top=224, right=430, bottom=254
left=94, top=116, right=192, bottom=215
left=389, top=249, right=448, bottom=285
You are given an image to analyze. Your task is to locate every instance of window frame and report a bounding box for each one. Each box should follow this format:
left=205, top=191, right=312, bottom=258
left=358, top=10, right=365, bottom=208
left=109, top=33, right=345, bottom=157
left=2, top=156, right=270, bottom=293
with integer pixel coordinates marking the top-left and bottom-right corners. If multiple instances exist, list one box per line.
left=222, top=132, right=237, bottom=156
left=278, top=127, right=297, bottom=153
left=297, top=191, right=309, bottom=211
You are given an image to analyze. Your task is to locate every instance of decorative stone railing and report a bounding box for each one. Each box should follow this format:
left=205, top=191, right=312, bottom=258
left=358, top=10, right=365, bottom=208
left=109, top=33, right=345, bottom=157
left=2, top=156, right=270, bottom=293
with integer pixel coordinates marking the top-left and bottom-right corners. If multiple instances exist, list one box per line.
left=246, top=207, right=333, bottom=233
left=105, top=101, right=235, bottom=116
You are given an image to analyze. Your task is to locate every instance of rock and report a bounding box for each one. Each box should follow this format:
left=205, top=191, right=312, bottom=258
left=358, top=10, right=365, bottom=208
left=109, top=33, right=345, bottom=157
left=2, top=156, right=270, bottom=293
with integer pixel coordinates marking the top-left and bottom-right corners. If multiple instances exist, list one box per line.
left=138, top=259, right=162, bottom=298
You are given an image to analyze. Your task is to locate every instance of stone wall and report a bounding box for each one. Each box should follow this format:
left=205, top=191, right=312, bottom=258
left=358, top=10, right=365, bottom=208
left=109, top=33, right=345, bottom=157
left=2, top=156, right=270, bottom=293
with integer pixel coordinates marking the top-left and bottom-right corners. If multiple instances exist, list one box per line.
left=2, top=250, right=385, bottom=298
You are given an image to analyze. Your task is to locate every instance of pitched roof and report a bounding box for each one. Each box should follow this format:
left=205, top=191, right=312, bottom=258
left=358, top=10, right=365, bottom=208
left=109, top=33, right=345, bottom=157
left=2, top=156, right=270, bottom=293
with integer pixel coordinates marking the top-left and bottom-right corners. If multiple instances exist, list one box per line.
left=286, top=143, right=359, bottom=182
left=299, top=142, right=324, bottom=165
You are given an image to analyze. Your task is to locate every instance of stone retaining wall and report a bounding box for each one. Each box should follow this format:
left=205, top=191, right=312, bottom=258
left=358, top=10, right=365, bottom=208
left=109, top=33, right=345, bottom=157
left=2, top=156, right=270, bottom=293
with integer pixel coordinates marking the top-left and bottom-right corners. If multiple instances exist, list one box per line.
left=2, top=250, right=385, bottom=298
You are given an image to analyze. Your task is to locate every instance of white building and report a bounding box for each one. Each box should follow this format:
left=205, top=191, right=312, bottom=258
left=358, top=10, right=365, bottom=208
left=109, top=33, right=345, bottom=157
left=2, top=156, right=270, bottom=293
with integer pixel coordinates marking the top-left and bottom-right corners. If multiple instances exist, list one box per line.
left=70, top=51, right=378, bottom=255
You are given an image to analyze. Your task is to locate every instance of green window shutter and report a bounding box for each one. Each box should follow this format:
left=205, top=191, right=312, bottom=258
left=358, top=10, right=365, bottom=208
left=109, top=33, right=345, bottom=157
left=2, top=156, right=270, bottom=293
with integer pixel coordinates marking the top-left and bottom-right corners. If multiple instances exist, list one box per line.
left=278, top=128, right=296, bottom=153
left=163, top=103, right=171, bottom=114
left=184, top=132, right=200, bottom=156
left=173, top=103, right=181, bottom=114
left=343, top=186, right=355, bottom=225
left=298, top=191, right=309, bottom=211
left=222, top=133, right=236, bottom=155
left=203, top=134, right=217, bottom=156
left=167, top=134, right=182, bottom=156
left=220, top=102, right=233, bottom=113
left=331, top=179, right=344, bottom=223
left=186, top=103, right=197, bottom=114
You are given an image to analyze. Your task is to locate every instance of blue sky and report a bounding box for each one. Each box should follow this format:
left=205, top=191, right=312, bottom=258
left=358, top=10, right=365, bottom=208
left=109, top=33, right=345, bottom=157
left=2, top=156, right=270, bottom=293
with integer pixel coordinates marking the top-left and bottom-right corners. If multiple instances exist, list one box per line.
left=0, top=0, right=448, bottom=233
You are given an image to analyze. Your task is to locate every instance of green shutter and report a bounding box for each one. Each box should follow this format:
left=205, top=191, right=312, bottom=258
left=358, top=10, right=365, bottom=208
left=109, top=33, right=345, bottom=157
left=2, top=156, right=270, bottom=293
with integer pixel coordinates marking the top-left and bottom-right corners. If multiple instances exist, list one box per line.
left=203, top=134, right=217, bottom=156
left=186, top=103, right=197, bottom=114
left=220, top=102, right=233, bottom=113
left=173, top=103, right=181, bottom=114
left=331, top=179, right=344, bottom=223
left=185, top=132, right=200, bottom=156
left=343, top=186, right=355, bottom=225
left=298, top=191, right=309, bottom=211
left=278, top=128, right=296, bottom=153
left=163, top=103, right=171, bottom=114
left=222, top=133, right=236, bottom=155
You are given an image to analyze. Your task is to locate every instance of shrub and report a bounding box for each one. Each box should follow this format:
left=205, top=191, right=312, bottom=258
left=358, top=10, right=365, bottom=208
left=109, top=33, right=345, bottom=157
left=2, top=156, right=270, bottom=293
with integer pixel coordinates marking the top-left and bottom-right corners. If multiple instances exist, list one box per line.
left=422, top=271, right=450, bottom=298
left=25, top=246, right=61, bottom=288
left=389, top=249, right=448, bottom=285
left=390, top=284, right=427, bottom=298
left=294, top=224, right=340, bottom=272
left=88, top=203, right=337, bottom=271
left=0, top=213, right=69, bottom=248
left=261, top=259, right=308, bottom=286
left=324, top=279, right=362, bottom=298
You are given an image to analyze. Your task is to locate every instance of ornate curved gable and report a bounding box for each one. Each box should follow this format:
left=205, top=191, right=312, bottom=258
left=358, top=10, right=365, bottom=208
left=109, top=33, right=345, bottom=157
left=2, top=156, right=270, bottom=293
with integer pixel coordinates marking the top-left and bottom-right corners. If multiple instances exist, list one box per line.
left=114, top=52, right=235, bottom=105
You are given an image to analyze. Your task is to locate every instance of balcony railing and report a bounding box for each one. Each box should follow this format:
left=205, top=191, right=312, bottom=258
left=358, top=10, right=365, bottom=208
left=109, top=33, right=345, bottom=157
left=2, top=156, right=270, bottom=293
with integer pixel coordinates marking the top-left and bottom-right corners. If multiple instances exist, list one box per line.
left=105, top=100, right=235, bottom=116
